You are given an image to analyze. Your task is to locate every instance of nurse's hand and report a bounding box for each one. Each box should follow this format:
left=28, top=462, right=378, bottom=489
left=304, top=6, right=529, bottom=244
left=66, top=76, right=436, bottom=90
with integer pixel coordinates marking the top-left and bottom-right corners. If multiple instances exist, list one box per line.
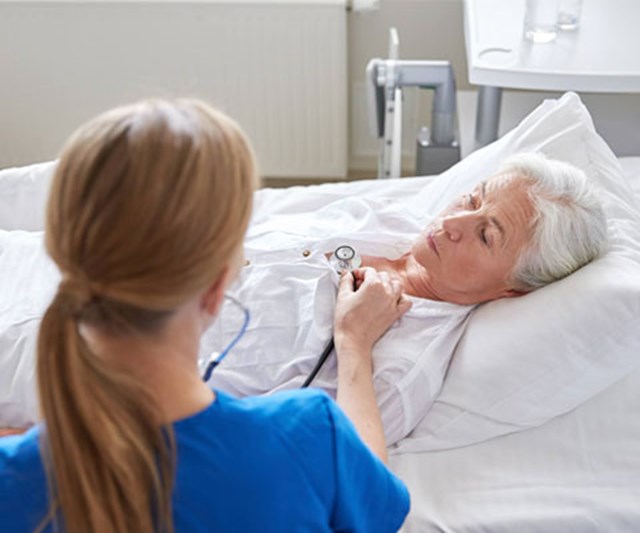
left=334, top=267, right=412, bottom=355
left=333, top=267, right=411, bottom=464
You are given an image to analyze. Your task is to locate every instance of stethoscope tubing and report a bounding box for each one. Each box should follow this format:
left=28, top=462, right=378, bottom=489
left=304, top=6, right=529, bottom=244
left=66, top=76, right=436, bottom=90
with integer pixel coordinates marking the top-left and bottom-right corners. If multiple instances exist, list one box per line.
left=202, top=294, right=251, bottom=382
left=300, top=337, right=335, bottom=388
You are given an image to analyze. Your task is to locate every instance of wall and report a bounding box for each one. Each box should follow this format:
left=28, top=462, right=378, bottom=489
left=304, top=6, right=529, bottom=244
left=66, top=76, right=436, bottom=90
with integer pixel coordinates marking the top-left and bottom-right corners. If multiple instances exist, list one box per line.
left=1, top=0, right=639, bottom=177
left=0, top=1, right=348, bottom=177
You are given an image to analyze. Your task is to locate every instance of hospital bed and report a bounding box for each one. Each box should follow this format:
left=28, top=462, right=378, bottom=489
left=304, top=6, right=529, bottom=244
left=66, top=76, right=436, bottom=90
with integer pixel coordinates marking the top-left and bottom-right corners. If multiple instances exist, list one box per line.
left=1, top=93, right=639, bottom=531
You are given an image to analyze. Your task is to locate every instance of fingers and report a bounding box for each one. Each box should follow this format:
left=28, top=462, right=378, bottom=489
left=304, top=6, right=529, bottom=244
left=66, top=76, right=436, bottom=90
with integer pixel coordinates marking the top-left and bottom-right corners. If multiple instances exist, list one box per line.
left=378, top=271, right=399, bottom=300
left=338, top=270, right=355, bottom=295
left=384, top=277, right=411, bottom=318
left=349, top=267, right=410, bottom=312
left=353, top=268, right=393, bottom=293
left=389, top=277, right=403, bottom=300
left=334, top=266, right=413, bottom=353
left=351, top=267, right=375, bottom=286
left=351, top=268, right=405, bottom=302
left=397, top=295, right=412, bottom=316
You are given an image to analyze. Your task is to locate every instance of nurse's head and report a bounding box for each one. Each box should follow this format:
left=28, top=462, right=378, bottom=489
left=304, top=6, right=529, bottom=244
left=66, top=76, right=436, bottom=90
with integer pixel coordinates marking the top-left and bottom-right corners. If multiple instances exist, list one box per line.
left=411, top=153, right=608, bottom=304
left=37, top=100, right=258, bottom=532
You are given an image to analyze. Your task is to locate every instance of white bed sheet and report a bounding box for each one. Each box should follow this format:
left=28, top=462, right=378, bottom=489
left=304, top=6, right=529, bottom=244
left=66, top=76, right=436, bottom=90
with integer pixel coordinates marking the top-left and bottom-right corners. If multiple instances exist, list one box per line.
left=391, top=365, right=640, bottom=532
left=390, top=159, right=640, bottom=533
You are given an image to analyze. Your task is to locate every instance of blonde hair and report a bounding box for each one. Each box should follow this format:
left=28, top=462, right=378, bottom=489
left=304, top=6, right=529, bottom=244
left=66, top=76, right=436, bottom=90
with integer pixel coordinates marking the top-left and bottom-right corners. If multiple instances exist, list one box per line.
left=36, top=99, right=258, bottom=532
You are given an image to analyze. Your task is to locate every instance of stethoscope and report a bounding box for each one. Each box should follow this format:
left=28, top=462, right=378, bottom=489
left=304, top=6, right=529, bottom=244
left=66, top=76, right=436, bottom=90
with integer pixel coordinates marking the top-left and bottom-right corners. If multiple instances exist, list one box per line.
left=328, top=244, right=362, bottom=274
left=201, top=294, right=251, bottom=382
left=202, top=245, right=361, bottom=388
left=301, top=245, right=361, bottom=388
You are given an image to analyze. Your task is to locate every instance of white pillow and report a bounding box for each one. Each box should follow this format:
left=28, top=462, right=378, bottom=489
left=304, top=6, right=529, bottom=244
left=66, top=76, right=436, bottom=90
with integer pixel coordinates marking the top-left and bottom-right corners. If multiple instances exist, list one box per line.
left=0, top=230, right=59, bottom=426
left=0, top=161, right=55, bottom=231
left=393, top=92, right=640, bottom=453
left=619, top=157, right=640, bottom=198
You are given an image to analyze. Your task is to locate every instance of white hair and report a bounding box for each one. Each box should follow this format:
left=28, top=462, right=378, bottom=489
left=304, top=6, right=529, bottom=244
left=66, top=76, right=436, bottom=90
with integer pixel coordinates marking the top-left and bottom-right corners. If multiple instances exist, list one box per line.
left=499, top=153, right=608, bottom=290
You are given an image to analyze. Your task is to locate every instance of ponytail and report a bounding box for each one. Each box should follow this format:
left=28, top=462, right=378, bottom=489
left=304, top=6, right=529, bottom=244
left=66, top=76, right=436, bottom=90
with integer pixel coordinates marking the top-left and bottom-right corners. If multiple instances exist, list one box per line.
left=37, top=284, right=175, bottom=533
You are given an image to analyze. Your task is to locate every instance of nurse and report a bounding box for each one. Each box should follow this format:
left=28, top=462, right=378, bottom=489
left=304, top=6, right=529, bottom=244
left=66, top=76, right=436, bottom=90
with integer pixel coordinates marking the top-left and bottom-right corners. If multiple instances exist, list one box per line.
left=0, top=100, right=410, bottom=532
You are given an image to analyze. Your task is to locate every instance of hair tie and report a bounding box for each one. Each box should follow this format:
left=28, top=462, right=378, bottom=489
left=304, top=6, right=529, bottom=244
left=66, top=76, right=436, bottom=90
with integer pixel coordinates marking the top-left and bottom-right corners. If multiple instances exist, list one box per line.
left=58, top=276, right=98, bottom=314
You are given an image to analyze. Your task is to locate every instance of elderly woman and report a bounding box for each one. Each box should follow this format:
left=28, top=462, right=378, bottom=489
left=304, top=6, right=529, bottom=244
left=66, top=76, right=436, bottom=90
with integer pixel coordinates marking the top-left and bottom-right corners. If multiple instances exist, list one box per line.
left=203, top=153, right=607, bottom=443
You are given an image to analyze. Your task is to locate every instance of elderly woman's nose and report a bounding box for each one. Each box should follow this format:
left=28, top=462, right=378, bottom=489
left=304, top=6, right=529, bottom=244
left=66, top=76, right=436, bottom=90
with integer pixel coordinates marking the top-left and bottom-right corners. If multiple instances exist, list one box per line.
left=442, top=215, right=465, bottom=241
left=445, top=207, right=483, bottom=236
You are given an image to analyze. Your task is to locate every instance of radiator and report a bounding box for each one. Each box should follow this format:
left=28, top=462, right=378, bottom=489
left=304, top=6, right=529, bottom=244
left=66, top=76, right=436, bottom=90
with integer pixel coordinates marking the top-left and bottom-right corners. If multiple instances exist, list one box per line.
left=0, top=1, right=348, bottom=178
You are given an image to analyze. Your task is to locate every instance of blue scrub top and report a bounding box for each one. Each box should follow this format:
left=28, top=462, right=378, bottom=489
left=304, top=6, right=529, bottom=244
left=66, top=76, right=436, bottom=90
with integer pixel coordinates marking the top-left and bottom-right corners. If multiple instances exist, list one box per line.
left=0, top=389, right=410, bottom=532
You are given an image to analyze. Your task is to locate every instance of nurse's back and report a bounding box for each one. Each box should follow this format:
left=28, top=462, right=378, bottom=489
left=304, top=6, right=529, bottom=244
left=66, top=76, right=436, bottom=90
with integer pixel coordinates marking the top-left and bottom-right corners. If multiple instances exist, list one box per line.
left=1, top=390, right=408, bottom=532
left=0, top=99, right=410, bottom=532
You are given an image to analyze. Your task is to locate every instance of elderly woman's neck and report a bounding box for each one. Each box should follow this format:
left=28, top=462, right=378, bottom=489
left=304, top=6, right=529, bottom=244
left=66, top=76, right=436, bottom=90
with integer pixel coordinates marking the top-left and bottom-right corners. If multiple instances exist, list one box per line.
left=361, top=253, right=442, bottom=301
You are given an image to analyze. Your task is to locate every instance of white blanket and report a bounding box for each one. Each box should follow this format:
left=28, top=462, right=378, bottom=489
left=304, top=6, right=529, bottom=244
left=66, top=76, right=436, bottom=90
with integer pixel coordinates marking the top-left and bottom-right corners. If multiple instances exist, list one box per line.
left=0, top=230, right=59, bottom=426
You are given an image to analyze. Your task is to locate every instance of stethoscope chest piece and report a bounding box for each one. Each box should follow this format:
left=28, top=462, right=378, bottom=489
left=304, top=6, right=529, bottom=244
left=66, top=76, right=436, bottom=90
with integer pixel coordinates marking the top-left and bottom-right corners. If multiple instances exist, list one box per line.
left=330, top=245, right=362, bottom=273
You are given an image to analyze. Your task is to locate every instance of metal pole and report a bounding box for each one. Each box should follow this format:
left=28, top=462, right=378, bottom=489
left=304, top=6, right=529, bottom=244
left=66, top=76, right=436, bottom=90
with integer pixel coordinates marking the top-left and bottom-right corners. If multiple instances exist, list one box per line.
left=475, top=85, right=502, bottom=149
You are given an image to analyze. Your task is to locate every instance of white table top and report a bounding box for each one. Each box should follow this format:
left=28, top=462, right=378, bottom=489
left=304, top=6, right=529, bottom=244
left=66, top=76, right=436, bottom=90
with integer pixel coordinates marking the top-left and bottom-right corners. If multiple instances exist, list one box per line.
left=464, top=0, right=640, bottom=92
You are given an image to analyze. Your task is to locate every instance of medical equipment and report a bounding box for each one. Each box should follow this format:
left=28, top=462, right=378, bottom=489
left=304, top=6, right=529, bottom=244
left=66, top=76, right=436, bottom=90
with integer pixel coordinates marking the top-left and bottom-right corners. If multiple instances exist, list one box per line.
left=301, top=338, right=335, bottom=389
left=366, top=28, right=461, bottom=178
left=201, top=294, right=251, bottom=382
left=329, top=245, right=362, bottom=274
left=302, top=245, right=362, bottom=388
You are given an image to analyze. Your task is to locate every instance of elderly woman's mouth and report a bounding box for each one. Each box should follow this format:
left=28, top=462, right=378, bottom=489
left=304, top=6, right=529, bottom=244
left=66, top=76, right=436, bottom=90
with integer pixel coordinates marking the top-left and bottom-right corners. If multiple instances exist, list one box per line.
left=428, top=232, right=439, bottom=257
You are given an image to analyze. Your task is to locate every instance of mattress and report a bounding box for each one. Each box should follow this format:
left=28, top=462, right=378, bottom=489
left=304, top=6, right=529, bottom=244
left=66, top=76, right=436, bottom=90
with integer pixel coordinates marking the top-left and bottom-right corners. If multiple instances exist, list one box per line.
left=390, top=158, right=640, bottom=532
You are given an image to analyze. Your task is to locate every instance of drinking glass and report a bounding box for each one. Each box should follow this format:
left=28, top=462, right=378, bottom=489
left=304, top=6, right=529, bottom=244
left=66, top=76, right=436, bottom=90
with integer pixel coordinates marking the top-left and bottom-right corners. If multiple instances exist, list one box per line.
left=524, top=0, right=560, bottom=43
left=558, top=0, right=583, bottom=30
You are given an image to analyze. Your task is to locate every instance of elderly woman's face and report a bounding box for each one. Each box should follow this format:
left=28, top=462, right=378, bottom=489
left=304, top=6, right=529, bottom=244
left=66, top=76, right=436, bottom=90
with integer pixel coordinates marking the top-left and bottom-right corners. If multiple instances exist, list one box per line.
left=411, top=173, right=535, bottom=305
